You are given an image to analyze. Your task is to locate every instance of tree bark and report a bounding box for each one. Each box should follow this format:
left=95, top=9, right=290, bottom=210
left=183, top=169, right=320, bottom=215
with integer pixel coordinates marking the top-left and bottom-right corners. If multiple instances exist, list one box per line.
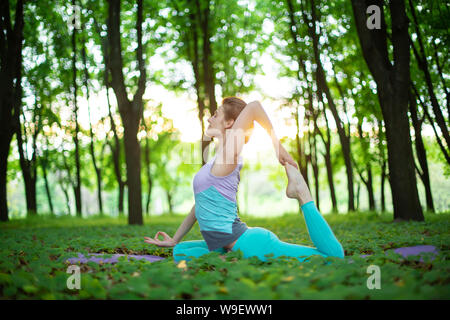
left=41, top=157, right=54, bottom=215
left=408, top=0, right=450, bottom=152
left=81, top=29, right=103, bottom=215
left=0, top=0, right=24, bottom=221
left=351, top=0, right=423, bottom=221
left=71, top=0, right=82, bottom=217
left=304, top=0, right=354, bottom=211
left=186, top=1, right=209, bottom=165
left=141, top=113, right=152, bottom=216
left=107, top=0, right=145, bottom=225
left=409, top=91, right=434, bottom=212
left=197, top=0, right=217, bottom=163
left=309, top=127, right=320, bottom=210
left=381, top=159, right=386, bottom=212
left=15, top=101, right=39, bottom=215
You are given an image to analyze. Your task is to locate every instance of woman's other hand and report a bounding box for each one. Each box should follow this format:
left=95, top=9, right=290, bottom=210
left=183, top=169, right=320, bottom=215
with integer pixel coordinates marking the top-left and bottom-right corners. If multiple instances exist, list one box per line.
left=144, top=231, right=177, bottom=247
left=277, top=144, right=298, bottom=169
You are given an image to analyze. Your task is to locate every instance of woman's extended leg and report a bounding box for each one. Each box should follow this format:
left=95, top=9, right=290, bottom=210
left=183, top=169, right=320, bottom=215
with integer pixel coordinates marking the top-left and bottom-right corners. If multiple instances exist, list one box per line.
left=173, top=240, right=227, bottom=263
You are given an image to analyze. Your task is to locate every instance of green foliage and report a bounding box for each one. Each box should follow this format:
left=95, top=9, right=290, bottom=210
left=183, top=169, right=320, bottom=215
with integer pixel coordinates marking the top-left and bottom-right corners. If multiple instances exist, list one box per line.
left=0, top=211, right=448, bottom=299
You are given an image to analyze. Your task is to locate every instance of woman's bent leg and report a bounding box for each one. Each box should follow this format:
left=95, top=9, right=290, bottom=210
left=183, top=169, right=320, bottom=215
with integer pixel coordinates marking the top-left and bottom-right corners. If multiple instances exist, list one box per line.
left=173, top=240, right=227, bottom=262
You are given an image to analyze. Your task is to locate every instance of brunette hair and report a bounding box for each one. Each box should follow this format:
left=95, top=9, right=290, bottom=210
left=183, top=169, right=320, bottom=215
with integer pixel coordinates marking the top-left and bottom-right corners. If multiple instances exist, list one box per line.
left=222, top=96, right=253, bottom=144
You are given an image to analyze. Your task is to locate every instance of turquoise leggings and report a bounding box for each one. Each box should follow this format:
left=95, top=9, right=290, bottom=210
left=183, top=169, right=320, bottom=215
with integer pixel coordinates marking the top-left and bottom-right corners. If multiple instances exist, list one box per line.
left=173, top=201, right=344, bottom=263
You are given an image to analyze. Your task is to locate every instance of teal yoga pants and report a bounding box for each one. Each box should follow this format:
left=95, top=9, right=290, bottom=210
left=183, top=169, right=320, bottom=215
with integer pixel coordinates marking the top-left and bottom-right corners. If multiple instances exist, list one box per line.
left=172, top=201, right=344, bottom=263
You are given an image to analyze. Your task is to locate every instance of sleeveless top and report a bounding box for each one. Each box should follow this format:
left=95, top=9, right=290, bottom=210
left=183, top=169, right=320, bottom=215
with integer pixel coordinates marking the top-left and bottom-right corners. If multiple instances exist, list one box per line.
left=193, top=154, right=248, bottom=251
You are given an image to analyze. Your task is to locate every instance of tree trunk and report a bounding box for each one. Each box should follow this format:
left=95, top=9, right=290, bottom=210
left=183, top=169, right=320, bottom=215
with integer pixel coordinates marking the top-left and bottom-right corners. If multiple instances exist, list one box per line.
left=323, top=150, right=338, bottom=213
left=409, top=91, right=434, bottom=212
left=60, top=182, right=71, bottom=215
left=356, top=182, right=360, bottom=211
left=15, top=115, right=37, bottom=216
left=187, top=2, right=209, bottom=165
left=122, top=110, right=143, bottom=225
left=107, top=0, right=145, bottom=225
left=106, top=85, right=126, bottom=216
left=166, top=191, right=173, bottom=214
left=305, top=0, right=354, bottom=211
left=351, top=0, right=423, bottom=221
left=197, top=0, right=216, bottom=164
left=381, top=159, right=386, bottom=212
left=0, top=0, right=24, bottom=221
left=0, top=138, right=12, bottom=221
left=41, top=159, right=54, bottom=215
left=310, top=129, right=320, bottom=210
left=142, top=113, right=152, bottom=216
left=366, top=165, right=375, bottom=211
left=408, top=0, right=450, bottom=151
left=81, top=28, right=103, bottom=215
left=71, top=0, right=82, bottom=217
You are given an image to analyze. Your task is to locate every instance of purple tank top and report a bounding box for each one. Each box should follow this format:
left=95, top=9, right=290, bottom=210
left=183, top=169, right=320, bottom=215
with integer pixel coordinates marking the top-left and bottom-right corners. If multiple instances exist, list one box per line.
left=192, top=154, right=248, bottom=251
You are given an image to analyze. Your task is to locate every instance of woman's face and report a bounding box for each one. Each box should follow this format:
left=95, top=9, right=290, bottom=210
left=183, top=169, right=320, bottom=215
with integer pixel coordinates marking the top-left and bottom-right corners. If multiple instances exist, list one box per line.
left=205, top=105, right=233, bottom=138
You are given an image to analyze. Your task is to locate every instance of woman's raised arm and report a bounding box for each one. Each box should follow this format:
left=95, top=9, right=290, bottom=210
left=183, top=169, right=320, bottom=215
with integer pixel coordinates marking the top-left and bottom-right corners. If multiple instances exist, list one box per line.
left=222, top=101, right=298, bottom=168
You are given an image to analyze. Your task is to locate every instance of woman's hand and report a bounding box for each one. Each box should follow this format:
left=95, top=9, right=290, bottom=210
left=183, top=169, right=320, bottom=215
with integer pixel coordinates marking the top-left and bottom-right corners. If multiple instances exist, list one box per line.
left=144, top=231, right=177, bottom=248
left=277, top=144, right=298, bottom=169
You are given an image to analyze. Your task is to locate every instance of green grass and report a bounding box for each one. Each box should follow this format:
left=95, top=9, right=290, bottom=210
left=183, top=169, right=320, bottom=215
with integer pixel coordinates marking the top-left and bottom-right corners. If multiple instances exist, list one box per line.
left=0, top=211, right=449, bottom=299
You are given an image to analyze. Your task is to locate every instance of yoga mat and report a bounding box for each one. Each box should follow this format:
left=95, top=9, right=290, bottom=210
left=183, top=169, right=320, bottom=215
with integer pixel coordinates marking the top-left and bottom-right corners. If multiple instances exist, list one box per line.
left=66, top=245, right=439, bottom=264
left=66, top=253, right=165, bottom=264
left=355, top=245, right=439, bottom=263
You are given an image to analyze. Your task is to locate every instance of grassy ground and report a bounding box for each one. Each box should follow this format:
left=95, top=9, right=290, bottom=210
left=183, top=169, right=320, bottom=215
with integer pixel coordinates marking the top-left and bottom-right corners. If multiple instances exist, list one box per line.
left=0, top=211, right=449, bottom=299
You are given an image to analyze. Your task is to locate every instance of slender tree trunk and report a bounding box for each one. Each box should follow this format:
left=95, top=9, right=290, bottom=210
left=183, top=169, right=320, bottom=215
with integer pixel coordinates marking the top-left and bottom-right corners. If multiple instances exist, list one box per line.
left=310, top=129, right=320, bottom=210
left=408, top=0, right=450, bottom=151
left=323, top=150, right=337, bottom=213
left=71, top=0, right=82, bottom=217
left=106, top=83, right=126, bottom=215
left=142, top=113, right=152, bottom=216
left=411, top=83, right=450, bottom=165
left=187, top=2, right=209, bottom=165
left=166, top=191, right=173, bottom=214
left=197, top=0, right=216, bottom=163
left=60, top=182, right=71, bottom=215
left=16, top=126, right=37, bottom=215
left=366, top=165, right=375, bottom=211
left=41, top=159, right=54, bottom=215
left=381, top=159, right=386, bottom=212
left=295, top=106, right=310, bottom=188
left=16, top=91, right=41, bottom=216
left=356, top=182, right=360, bottom=211
left=81, top=30, right=103, bottom=215
left=304, top=0, right=354, bottom=211
left=409, top=91, right=434, bottom=212
left=351, top=0, right=423, bottom=221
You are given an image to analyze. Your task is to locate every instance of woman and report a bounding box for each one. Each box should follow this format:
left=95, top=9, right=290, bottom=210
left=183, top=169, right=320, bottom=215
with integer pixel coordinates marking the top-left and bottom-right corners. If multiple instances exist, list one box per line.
left=144, top=97, right=344, bottom=263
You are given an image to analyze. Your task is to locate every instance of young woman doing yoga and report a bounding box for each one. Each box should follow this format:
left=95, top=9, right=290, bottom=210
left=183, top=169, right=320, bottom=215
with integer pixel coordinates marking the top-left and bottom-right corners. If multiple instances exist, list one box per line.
left=144, top=97, right=345, bottom=263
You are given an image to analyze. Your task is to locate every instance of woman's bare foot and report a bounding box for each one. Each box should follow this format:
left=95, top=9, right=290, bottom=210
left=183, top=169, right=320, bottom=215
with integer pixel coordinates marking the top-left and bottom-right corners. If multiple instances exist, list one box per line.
left=285, top=163, right=313, bottom=205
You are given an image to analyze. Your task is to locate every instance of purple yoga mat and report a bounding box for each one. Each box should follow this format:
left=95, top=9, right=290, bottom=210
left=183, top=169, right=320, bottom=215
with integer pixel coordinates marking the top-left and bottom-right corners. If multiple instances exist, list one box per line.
left=67, top=245, right=439, bottom=265
left=66, top=253, right=165, bottom=264
left=357, top=245, right=439, bottom=262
